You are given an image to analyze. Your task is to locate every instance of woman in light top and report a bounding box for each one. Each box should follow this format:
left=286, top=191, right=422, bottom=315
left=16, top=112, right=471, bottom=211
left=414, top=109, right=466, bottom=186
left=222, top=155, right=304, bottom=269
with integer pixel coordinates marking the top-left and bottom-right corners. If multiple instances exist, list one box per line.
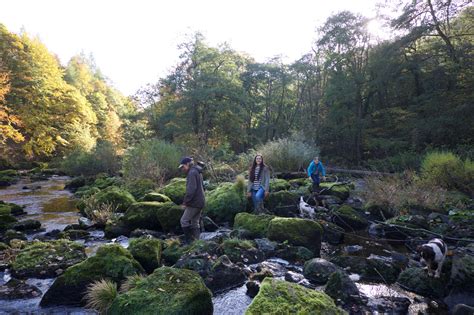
left=246, top=154, right=270, bottom=214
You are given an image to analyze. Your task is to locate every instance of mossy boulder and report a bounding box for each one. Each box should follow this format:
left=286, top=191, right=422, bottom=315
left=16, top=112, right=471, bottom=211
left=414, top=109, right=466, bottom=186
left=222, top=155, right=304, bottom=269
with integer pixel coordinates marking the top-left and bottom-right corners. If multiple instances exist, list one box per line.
left=204, top=182, right=246, bottom=223
left=0, top=202, right=25, bottom=216
left=162, top=239, right=218, bottom=265
left=0, top=213, right=17, bottom=231
left=94, top=186, right=135, bottom=213
left=122, top=201, right=183, bottom=232
left=364, top=203, right=395, bottom=220
left=332, top=205, right=368, bottom=231
left=385, top=215, right=429, bottom=237
left=325, top=271, right=361, bottom=306
left=1, top=229, right=27, bottom=243
left=64, top=176, right=88, bottom=192
left=267, top=217, right=322, bottom=255
left=11, top=240, right=86, bottom=278
left=128, top=237, right=162, bottom=273
left=40, top=244, right=144, bottom=306
left=397, top=267, right=448, bottom=298
left=450, top=254, right=474, bottom=292
left=319, top=182, right=352, bottom=200
left=0, top=169, right=18, bottom=187
left=109, top=266, right=213, bottom=315
left=304, top=258, right=341, bottom=285
left=155, top=202, right=184, bottom=232
left=57, top=229, right=90, bottom=240
left=218, top=238, right=263, bottom=264
left=104, top=220, right=131, bottom=238
left=266, top=191, right=299, bottom=216
left=125, top=178, right=156, bottom=200
left=0, top=241, right=9, bottom=250
left=233, top=213, right=274, bottom=238
left=141, top=192, right=172, bottom=203
left=270, top=179, right=291, bottom=192
left=274, top=244, right=314, bottom=263
left=159, top=178, right=187, bottom=205
left=331, top=255, right=401, bottom=284
left=245, top=278, right=345, bottom=315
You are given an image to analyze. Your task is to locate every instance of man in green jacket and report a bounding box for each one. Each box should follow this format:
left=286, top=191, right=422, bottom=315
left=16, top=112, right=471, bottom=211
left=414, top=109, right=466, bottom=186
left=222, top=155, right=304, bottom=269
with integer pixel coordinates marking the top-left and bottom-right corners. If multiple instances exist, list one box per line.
left=179, top=157, right=205, bottom=243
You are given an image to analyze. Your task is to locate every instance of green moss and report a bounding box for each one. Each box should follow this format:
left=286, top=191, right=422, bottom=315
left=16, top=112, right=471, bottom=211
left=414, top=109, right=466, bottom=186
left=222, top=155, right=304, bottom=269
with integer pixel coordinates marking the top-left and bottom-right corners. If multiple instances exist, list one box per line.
left=333, top=205, right=368, bottom=230
left=122, top=201, right=164, bottom=231
left=245, top=278, right=345, bottom=315
left=0, top=169, right=18, bottom=177
left=233, top=213, right=274, bottom=238
left=267, top=217, right=322, bottom=254
left=128, top=238, right=162, bottom=273
left=219, top=238, right=256, bottom=263
left=270, top=179, right=291, bottom=192
left=204, top=182, right=246, bottom=223
left=266, top=190, right=299, bottom=212
left=0, top=202, right=24, bottom=216
left=288, top=177, right=311, bottom=187
left=0, top=242, right=9, bottom=250
left=125, top=178, right=156, bottom=200
left=142, top=192, right=172, bottom=203
left=12, top=240, right=86, bottom=278
left=40, top=244, right=144, bottom=307
left=320, top=182, right=353, bottom=200
left=397, top=267, right=447, bottom=298
left=0, top=214, right=18, bottom=231
left=159, top=178, right=187, bottom=205
left=162, top=240, right=218, bottom=265
left=155, top=202, right=184, bottom=232
left=94, top=186, right=135, bottom=212
left=109, top=266, right=213, bottom=315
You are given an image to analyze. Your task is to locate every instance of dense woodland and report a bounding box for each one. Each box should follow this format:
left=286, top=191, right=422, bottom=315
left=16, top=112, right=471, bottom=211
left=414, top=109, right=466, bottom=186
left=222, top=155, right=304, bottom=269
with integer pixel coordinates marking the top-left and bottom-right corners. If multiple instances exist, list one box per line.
left=0, top=1, right=473, bottom=171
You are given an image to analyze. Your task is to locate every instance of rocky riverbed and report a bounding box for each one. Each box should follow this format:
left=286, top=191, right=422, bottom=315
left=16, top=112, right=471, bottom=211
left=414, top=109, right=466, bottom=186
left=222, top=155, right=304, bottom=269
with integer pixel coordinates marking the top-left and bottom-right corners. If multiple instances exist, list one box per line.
left=0, top=171, right=473, bottom=314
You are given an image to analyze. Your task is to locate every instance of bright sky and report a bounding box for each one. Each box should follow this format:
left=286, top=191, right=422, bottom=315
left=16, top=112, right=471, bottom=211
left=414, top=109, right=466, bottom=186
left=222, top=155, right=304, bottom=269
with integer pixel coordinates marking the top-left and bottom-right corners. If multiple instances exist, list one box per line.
left=1, top=0, right=386, bottom=95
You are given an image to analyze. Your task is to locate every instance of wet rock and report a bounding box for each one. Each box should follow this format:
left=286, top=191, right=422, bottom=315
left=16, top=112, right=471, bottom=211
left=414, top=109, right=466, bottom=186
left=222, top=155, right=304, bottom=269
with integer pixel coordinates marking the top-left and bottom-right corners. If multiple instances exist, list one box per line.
left=130, top=229, right=164, bottom=239
left=128, top=237, right=162, bottom=273
left=78, top=217, right=94, bottom=229
left=246, top=278, right=345, bottom=314
left=331, top=255, right=401, bottom=284
left=345, top=245, right=364, bottom=255
left=450, top=254, right=474, bottom=292
left=109, top=266, right=213, bottom=315
left=267, top=217, right=322, bottom=256
left=319, top=220, right=345, bottom=245
left=11, top=240, right=86, bottom=279
left=233, top=213, right=274, bottom=238
left=254, top=238, right=277, bottom=257
left=246, top=281, right=260, bottom=298
left=397, top=267, right=448, bottom=298
left=324, top=270, right=361, bottom=306
left=452, top=304, right=474, bottom=315
left=40, top=244, right=144, bottom=306
left=303, top=258, right=340, bottom=285
left=332, top=205, right=368, bottom=231
left=202, top=216, right=219, bottom=232
left=364, top=203, right=395, bottom=220
left=0, top=279, right=42, bottom=300
left=385, top=215, right=430, bottom=237
left=58, top=229, right=90, bottom=240
left=369, top=296, right=411, bottom=314
left=12, top=220, right=41, bottom=232
left=250, top=268, right=273, bottom=281
left=219, top=238, right=264, bottom=264
left=284, top=271, right=305, bottom=283
left=274, top=244, right=314, bottom=263
left=0, top=202, right=26, bottom=216
left=104, top=220, right=131, bottom=238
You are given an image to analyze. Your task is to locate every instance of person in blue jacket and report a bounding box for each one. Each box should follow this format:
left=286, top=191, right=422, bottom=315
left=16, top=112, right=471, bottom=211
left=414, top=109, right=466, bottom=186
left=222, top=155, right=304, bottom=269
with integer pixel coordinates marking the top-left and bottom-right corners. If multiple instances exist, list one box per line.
left=307, top=156, right=326, bottom=191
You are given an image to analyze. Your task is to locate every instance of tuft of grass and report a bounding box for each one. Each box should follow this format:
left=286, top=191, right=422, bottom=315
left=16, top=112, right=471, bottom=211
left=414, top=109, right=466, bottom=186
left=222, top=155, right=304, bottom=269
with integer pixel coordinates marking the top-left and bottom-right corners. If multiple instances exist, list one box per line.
left=84, top=279, right=118, bottom=314
left=120, top=274, right=146, bottom=293
left=83, top=196, right=118, bottom=226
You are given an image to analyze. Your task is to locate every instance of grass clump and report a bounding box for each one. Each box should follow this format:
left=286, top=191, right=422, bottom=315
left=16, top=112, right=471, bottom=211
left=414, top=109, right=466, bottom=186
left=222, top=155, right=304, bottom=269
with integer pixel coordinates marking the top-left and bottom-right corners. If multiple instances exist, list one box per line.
left=84, top=279, right=118, bottom=314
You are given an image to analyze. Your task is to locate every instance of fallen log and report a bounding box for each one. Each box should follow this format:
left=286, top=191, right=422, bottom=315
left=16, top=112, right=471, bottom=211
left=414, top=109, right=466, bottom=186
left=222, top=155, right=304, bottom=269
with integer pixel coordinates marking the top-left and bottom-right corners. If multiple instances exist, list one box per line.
left=274, top=167, right=394, bottom=179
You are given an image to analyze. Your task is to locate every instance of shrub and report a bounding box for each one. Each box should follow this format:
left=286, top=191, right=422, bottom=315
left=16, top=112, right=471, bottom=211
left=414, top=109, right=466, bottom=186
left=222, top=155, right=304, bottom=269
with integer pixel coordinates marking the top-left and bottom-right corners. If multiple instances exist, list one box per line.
left=240, top=135, right=316, bottom=173
left=421, top=151, right=473, bottom=195
left=122, top=139, right=182, bottom=185
left=84, top=279, right=118, bottom=314
left=61, top=141, right=120, bottom=176
left=83, top=196, right=119, bottom=226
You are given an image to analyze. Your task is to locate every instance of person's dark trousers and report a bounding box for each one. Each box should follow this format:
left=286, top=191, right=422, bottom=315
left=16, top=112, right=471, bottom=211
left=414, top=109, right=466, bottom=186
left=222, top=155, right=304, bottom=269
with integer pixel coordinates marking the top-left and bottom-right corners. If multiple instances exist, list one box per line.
left=311, top=173, right=320, bottom=192
left=180, top=206, right=202, bottom=243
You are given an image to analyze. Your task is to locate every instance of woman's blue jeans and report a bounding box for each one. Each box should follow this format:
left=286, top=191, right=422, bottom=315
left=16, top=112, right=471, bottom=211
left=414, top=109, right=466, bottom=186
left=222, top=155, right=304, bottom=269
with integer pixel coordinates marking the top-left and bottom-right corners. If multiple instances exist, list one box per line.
left=251, top=189, right=264, bottom=213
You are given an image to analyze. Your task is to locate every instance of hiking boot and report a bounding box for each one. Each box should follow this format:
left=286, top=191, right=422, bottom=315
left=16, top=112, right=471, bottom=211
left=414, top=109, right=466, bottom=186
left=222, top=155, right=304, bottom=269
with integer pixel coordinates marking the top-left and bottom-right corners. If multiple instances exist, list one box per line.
left=191, top=227, right=201, bottom=240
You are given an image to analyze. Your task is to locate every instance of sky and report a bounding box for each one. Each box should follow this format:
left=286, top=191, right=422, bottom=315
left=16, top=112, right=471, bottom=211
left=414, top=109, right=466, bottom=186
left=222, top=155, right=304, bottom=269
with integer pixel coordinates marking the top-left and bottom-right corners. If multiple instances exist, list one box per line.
left=0, top=0, right=386, bottom=95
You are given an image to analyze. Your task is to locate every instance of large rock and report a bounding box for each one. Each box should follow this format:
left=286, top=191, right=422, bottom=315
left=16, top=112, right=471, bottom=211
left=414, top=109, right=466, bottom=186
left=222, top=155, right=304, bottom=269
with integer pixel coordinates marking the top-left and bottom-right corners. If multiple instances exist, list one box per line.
left=267, top=217, right=322, bottom=255
left=330, top=255, right=400, bottom=284
left=12, top=220, right=41, bottom=231
left=304, top=258, right=340, bottom=285
left=245, top=278, right=345, bottom=315
left=397, top=267, right=448, bottom=298
left=319, top=182, right=352, bottom=200
left=233, top=213, right=274, bottom=238
left=319, top=220, right=345, bottom=245
left=94, top=186, right=135, bottom=213
left=158, top=178, right=187, bottom=205
left=269, top=179, right=291, bottom=192
left=141, top=192, right=171, bottom=203
left=11, top=240, right=86, bottom=278
left=0, top=279, right=42, bottom=300
left=204, top=182, right=246, bottom=223
left=0, top=201, right=25, bottom=216
left=266, top=191, right=299, bottom=217
left=122, top=201, right=183, bottom=232
left=325, top=270, right=361, bottom=306
left=219, top=238, right=264, bottom=264
left=332, top=205, right=368, bottom=231
left=109, top=266, right=213, bottom=315
left=40, top=244, right=144, bottom=306
left=449, top=254, right=474, bottom=292
left=128, top=237, right=162, bottom=273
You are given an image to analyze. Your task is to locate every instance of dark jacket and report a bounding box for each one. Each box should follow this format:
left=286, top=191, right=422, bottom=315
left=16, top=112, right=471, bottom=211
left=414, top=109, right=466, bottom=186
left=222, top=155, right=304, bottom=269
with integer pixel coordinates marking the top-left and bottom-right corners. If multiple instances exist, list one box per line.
left=183, top=165, right=205, bottom=209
